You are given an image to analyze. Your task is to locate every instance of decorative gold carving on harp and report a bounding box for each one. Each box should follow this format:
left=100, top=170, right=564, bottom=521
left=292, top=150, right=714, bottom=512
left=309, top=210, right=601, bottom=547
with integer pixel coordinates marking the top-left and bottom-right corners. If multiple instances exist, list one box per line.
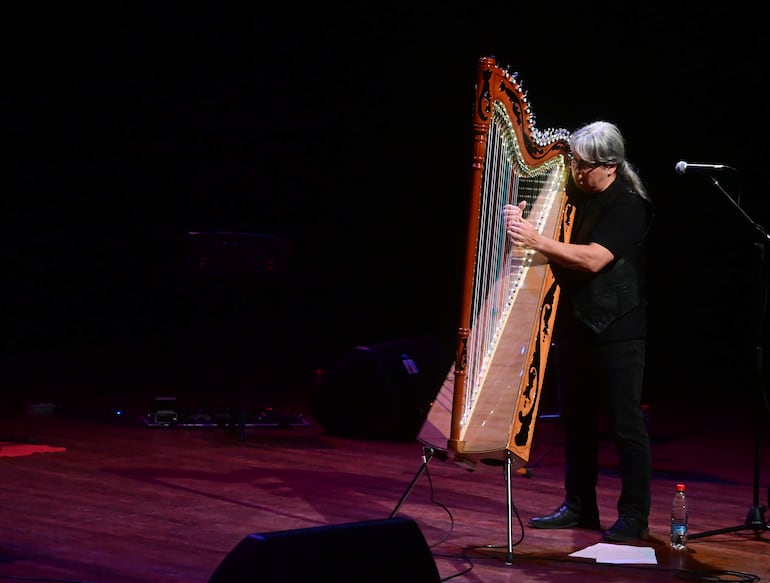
left=418, top=57, right=574, bottom=469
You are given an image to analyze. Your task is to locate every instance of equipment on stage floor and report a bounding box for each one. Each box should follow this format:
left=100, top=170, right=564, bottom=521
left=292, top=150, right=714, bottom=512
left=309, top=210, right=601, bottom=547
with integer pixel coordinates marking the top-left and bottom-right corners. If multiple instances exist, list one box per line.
left=208, top=516, right=440, bottom=583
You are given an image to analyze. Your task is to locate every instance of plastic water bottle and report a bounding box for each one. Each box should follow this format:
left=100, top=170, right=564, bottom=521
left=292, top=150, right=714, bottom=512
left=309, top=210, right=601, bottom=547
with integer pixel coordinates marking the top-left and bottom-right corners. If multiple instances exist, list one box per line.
left=670, top=483, right=688, bottom=549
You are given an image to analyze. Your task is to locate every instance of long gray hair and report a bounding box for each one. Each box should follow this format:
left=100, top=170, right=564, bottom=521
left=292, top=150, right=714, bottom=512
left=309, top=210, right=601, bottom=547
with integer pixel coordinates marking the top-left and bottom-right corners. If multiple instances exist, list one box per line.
left=569, top=121, right=649, bottom=201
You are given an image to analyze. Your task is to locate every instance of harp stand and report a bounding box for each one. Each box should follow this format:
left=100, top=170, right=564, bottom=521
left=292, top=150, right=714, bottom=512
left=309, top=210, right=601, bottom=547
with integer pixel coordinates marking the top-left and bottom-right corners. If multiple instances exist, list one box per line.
left=391, top=447, right=519, bottom=565
left=688, top=175, right=770, bottom=540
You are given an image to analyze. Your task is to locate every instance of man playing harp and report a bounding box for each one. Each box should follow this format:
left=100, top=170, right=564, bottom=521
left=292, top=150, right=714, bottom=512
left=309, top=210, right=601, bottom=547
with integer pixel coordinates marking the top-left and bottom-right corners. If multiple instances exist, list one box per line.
left=504, top=121, right=654, bottom=543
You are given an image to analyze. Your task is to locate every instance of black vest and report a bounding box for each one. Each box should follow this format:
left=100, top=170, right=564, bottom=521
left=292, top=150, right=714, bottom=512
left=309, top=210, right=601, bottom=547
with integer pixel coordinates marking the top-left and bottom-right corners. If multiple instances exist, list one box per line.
left=554, top=180, right=652, bottom=337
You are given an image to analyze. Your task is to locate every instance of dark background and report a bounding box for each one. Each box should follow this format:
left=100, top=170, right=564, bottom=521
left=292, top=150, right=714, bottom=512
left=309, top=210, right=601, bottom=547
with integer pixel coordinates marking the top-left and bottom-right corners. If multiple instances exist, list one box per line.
left=4, top=4, right=769, bottom=405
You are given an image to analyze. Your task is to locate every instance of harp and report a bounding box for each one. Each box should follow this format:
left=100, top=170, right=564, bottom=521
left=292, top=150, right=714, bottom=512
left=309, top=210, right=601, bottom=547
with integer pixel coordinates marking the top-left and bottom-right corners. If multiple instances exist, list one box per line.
left=417, top=57, right=573, bottom=470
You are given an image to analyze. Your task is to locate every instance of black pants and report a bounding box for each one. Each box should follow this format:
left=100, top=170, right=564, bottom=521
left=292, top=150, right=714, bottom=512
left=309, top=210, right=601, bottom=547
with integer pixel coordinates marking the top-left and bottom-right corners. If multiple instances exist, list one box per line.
left=556, top=337, right=651, bottom=522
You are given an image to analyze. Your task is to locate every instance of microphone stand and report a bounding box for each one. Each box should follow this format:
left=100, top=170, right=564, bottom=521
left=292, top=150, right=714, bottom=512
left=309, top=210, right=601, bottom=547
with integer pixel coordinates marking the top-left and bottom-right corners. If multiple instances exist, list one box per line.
left=688, top=174, right=770, bottom=540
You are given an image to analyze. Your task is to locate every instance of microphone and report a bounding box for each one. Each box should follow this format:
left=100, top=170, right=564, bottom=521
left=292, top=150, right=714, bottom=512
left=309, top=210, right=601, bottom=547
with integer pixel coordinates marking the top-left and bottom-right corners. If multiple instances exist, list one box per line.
left=675, top=161, right=728, bottom=175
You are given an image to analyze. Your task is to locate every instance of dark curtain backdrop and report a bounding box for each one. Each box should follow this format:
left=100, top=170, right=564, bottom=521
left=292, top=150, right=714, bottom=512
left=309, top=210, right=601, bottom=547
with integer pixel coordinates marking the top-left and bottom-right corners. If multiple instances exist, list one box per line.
left=4, top=4, right=769, bottom=399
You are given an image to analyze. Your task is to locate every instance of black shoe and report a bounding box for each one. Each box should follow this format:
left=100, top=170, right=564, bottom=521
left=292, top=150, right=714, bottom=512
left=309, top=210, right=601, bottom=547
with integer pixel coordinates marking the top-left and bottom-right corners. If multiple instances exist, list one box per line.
left=603, top=515, right=650, bottom=542
left=529, top=504, right=601, bottom=530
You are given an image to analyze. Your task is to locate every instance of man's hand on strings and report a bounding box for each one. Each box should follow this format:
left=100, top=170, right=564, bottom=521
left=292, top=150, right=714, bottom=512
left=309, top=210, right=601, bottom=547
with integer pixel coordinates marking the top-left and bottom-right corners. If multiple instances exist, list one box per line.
left=503, top=201, right=538, bottom=249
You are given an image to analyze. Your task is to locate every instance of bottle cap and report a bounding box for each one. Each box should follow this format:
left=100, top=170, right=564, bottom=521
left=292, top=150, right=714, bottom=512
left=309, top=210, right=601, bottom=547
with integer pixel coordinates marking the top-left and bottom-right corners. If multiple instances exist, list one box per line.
left=676, top=483, right=686, bottom=491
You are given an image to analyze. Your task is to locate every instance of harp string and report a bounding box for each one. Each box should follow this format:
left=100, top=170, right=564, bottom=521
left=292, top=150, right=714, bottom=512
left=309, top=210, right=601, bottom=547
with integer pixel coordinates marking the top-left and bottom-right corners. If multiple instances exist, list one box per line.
left=461, top=105, right=565, bottom=427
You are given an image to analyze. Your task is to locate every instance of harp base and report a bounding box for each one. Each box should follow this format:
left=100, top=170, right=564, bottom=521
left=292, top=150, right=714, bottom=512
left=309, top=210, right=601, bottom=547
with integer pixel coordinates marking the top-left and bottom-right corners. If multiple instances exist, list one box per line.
left=390, top=447, right=520, bottom=565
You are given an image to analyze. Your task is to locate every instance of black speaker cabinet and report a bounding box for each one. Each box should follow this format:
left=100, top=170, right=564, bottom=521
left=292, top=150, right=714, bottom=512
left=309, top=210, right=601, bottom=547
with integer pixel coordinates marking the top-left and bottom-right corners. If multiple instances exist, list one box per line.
left=310, top=335, right=453, bottom=441
left=208, top=516, right=440, bottom=583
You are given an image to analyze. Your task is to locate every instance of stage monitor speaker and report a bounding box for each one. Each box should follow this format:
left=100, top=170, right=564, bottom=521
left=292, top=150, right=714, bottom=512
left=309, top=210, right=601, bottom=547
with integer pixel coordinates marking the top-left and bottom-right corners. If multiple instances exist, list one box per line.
left=310, top=335, right=453, bottom=441
left=208, top=516, right=440, bottom=583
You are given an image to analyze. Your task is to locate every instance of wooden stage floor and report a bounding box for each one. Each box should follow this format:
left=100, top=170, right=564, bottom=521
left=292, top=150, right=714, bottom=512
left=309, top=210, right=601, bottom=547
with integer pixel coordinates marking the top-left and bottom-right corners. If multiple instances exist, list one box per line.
left=1, top=380, right=768, bottom=583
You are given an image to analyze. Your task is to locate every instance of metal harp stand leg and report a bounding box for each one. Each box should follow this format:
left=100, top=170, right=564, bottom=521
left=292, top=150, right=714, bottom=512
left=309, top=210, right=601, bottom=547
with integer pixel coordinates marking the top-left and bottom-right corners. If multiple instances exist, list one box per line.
left=689, top=176, right=770, bottom=540
left=390, top=447, right=519, bottom=565
left=390, top=446, right=443, bottom=519
left=504, top=450, right=515, bottom=565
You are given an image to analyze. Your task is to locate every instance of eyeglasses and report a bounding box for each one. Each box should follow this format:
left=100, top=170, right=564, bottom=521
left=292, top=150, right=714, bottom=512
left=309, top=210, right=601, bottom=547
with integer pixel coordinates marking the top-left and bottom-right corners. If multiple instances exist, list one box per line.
left=567, top=153, right=601, bottom=172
